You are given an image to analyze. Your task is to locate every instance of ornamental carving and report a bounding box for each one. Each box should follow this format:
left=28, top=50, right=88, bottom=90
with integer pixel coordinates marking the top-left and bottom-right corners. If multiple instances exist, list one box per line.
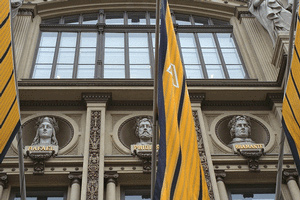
left=193, top=111, right=214, bottom=200
left=86, top=111, right=101, bottom=200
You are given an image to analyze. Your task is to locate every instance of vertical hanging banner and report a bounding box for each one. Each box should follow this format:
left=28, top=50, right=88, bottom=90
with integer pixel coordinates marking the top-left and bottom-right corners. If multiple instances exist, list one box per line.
left=154, top=0, right=209, bottom=199
left=0, top=0, right=21, bottom=163
left=282, top=6, right=300, bottom=175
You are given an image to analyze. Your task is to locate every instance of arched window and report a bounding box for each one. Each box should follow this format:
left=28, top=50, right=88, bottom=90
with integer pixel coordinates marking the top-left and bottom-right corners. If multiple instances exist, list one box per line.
left=31, top=11, right=248, bottom=79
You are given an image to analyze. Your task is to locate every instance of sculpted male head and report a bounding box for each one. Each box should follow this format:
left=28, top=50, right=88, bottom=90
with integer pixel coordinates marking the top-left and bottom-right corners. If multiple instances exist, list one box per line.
left=135, top=117, right=153, bottom=144
left=32, top=117, right=59, bottom=146
left=228, top=115, right=251, bottom=139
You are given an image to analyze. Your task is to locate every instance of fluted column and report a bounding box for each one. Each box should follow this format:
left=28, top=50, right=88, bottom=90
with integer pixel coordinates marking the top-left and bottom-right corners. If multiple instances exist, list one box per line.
left=104, top=173, right=119, bottom=200
left=283, top=169, right=300, bottom=200
left=68, top=172, right=82, bottom=200
left=215, top=171, right=229, bottom=200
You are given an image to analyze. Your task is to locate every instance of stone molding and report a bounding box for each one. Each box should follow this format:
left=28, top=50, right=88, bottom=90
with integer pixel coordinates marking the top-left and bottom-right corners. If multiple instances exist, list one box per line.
left=82, top=93, right=112, bottom=104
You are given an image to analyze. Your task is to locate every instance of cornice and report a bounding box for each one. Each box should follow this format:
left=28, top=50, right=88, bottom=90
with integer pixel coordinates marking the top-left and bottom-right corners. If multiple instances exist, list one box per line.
left=82, top=93, right=112, bottom=103
left=20, top=100, right=84, bottom=107
left=18, top=78, right=283, bottom=87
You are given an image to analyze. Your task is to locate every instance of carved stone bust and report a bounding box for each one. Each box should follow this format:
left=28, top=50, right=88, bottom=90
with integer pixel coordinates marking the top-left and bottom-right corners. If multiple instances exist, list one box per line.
left=227, top=115, right=256, bottom=148
left=32, top=117, right=59, bottom=146
left=135, top=117, right=153, bottom=145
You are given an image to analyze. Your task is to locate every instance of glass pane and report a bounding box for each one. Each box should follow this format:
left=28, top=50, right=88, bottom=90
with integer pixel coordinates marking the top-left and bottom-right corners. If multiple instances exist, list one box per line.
left=60, top=32, right=77, bottom=47
left=104, top=48, right=124, bottom=64
left=104, top=65, right=125, bottom=78
left=217, top=33, right=235, bottom=47
left=185, top=65, right=203, bottom=79
left=179, top=33, right=196, bottom=48
left=55, top=65, right=73, bottom=79
left=32, top=65, right=52, bottom=78
left=212, top=18, right=229, bottom=25
left=181, top=48, right=200, bottom=64
left=14, top=198, right=37, bottom=200
left=40, top=32, right=58, bottom=47
left=128, top=12, right=146, bottom=25
left=175, top=14, right=191, bottom=25
left=47, top=198, right=64, bottom=200
left=105, top=12, right=124, bottom=24
left=202, top=49, right=220, bottom=64
left=42, top=18, right=60, bottom=24
left=198, top=33, right=216, bottom=47
left=125, top=195, right=151, bottom=200
left=129, top=48, right=149, bottom=64
left=130, top=65, right=151, bottom=78
left=82, top=14, right=98, bottom=24
left=80, top=33, right=97, bottom=47
left=79, top=48, right=96, bottom=64
left=64, top=15, right=79, bottom=24
left=231, top=193, right=275, bottom=200
left=206, top=65, right=224, bottom=79
left=105, top=33, right=124, bottom=47
left=150, top=12, right=159, bottom=25
left=57, top=48, right=76, bottom=64
left=36, top=48, right=55, bottom=64
left=227, top=65, right=245, bottom=79
left=128, top=33, right=148, bottom=47
left=77, top=65, right=95, bottom=78
left=222, top=49, right=241, bottom=64
left=193, top=16, right=209, bottom=25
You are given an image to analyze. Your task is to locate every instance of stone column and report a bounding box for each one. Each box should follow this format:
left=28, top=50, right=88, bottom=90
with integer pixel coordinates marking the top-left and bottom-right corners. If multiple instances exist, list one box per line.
left=283, top=169, right=300, bottom=200
left=215, top=171, right=229, bottom=200
left=104, top=173, right=119, bottom=200
left=68, top=172, right=82, bottom=200
left=0, top=173, right=8, bottom=200
left=81, top=93, right=111, bottom=200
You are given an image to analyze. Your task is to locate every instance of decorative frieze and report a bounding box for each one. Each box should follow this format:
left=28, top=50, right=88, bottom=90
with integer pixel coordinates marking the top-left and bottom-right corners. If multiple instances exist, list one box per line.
left=86, top=111, right=101, bottom=200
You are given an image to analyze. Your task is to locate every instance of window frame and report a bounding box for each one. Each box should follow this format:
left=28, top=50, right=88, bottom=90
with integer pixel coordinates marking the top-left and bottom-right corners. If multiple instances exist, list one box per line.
left=9, top=187, right=68, bottom=200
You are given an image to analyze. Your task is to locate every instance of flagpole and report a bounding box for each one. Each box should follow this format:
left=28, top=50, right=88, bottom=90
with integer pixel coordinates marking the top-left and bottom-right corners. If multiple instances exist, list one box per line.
left=275, top=1, right=298, bottom=199
left=151, top=0, right=161, bottom=198
left=10, top=2, right=27, bottom=199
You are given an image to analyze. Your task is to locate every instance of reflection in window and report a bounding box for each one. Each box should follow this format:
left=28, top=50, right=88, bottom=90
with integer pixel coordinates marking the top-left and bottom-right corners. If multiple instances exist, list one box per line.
left=11, top=188, right=66, bottom=200
left=34, top=12, right=247, bottom=79
left=231, top=193, right=275, bottom=200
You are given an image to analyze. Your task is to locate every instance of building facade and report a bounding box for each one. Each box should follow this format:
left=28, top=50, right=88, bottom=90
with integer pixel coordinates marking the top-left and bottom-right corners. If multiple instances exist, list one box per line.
left=0, top=0, right=298, bottom=199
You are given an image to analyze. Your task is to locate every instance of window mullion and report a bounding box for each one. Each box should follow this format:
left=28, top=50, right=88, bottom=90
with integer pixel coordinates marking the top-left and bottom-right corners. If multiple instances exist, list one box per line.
left=125, top=32, right=130, bottom=78
left=50, top=32, right=62, bottom=79
left=213, top=33, right=230, bottom=79
left=73, top=32, right=80, bottom=78
left=195, top=33, right=208, bottom=79
left=96, top=31, right=103, bottom=78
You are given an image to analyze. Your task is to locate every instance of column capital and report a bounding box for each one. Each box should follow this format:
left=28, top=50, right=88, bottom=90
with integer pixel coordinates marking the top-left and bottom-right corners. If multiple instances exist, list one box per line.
left=68, top=172, right=82, bottom=184
left=0, top=173, right=8, bottom=188
left=283, top=169, right=298, bottom=183
left=104, top=172, right=119, bottom=185
left=215, top=170, right=226, bottom=182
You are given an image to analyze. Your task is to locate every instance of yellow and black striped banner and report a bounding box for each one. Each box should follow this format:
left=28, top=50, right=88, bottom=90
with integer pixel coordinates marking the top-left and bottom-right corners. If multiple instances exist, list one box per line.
left=0, top=0, right=21, bottom=163
left=154, top=0, right=209, bottom=199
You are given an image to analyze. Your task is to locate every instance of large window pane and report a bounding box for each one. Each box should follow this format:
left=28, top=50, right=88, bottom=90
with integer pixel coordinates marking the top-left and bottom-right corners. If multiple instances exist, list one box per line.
left=79, top=48, right=96, bottom=64
left=32, top=65, right=52, bottom=78
left=185, top=65, right=203, bottom=79
left=227, top=65, right=245, bottom=79
left=179, top=33, right=196, bottom=48
left=193, top=16, right=209, bottom=25
left=128, top=12, right=146, bottom=25
left=129, top=48, right=149, bottom=64
left=198, top=33, right=216, bottom=47
left=175, top=14, right=191, bottom=25
left=55, top=65, right=73, bottom=78
left=104, top=49, right=125, bottom=64
left=231, top=193, right=275, bottom=200
left=40, top=32, right=58, bottom=47
left=64, top=15, right=79, bottom=24
left=105, top=33, right=124, bottom=47
left=181, top=48, right=200, bottom=64
left=222, top=49, right=241, bottom=64
left=77, top=65, right=95, bottom=78
left=60, top=32, right=77, bottom=47
left=80, top=33, right=97, bottom=47
left=125, top=195, right=151, bottom=200
left=57, top=48, right=76, bottom=64
left=206, top=65, right=225, bottom=79
left=36, top=48, right=55, bottom=63
left=104, top=65, right=125, bottom=78
left=130, top=65, right=151, bottom=78
left=202, top=49, right=221, bottom=64
left=129, top=33, right=148, bottom=47
left=217, top=33, right=235, bottom=47
left=82, top=14, right=98, bottom=24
